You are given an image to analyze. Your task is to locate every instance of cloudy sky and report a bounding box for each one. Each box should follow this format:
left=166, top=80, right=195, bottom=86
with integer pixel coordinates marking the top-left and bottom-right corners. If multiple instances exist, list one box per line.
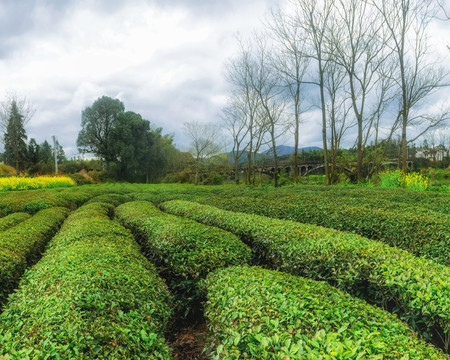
left=0, top=0, right=449, bottom=158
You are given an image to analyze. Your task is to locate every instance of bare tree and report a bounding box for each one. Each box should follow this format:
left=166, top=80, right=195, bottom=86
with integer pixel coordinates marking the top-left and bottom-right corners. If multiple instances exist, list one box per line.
left=370, top=0, right=449, bottom=171
left=328, top=0, right=393, bottom=181
left=221, top=98, right=250, bottom=184
left=293, top=0, right=335, bottom=183
left=268, top=7, right=311, bottom=183
left=323, top=59, right=353, bottom=183
left=224, top=39, right=263, bottom=184
left=248, top=35, right=288, bottom=187
left=183, top=121, right=222, bottom=185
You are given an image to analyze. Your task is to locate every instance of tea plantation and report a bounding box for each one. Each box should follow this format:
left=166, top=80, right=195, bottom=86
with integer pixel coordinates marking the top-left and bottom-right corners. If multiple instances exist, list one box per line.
left=0, top=183, right=448, bottom=359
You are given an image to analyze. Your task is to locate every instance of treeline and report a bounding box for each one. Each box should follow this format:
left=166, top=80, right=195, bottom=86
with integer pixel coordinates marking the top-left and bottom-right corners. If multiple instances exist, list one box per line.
left=222, top=0, right=449, bottom=186
left=0, top=95, right=189, bottom=183
left=0, top=97, right=65, bottom=175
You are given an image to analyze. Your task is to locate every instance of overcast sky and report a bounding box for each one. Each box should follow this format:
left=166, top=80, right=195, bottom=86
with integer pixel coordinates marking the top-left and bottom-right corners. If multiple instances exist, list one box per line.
left=0, top=0, right=449, bottom=158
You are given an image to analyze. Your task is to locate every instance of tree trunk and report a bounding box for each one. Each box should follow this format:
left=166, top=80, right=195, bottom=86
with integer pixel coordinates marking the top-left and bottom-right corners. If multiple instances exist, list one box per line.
left=234, top=153, right=240, bottom=185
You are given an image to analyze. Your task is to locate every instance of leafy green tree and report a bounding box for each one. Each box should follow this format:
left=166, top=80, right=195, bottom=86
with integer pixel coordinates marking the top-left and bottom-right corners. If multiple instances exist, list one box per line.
left=27, top=138, right=40, bottom=165
left=54, top=139, right=66, bottom=163
left=110, top=111, right=175, bottom=183
left=77, top=96, right=125, bottom=163
left=3, top=100, right=28, bottom=173
left=39, top=140, right=52, bottom=164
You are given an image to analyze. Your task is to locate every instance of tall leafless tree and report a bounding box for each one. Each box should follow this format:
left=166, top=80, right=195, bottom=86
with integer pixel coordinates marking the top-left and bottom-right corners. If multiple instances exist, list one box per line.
left=370, top=0, right=449, bottom=171
left=268, top=7, right=311, bottom=183
left=224, top=39, right=263, bottom=184
left=221, top=98, right=250, bottom=184
left=324, top=59, right=353, bottom=183
left=328, top=0, right=393, bottom=181
left=248, top=35, right=288, bottom=187
left=183, top=121, right=221, bottom=185
left=293, top=0, right=334, bottom=183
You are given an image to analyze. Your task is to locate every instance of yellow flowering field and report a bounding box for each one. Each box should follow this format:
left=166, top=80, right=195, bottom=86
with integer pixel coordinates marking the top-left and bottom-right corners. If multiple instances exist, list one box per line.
left=0, top=176, right=75, bottom=191
left=379, top=169, right=429, bottom=191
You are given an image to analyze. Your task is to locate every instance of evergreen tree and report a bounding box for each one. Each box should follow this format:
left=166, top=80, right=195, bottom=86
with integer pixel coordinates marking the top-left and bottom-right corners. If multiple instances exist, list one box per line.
left=39, top=140, right=53, bottom=163
left=3, top=100, right=27, bottom=173
left=27, top=138, right=40, bottom=165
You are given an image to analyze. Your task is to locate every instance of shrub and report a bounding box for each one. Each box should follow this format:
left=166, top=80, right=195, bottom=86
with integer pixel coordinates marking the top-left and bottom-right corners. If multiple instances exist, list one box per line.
left=86, top=193, right=128, bottom=206
left=191, top=192, right=449, bottom=266
left=162, top=200, right=450, bottom=351
left=0, top=202, right=174, bottom=359
left=0, top=187, right=94, bottom=216
left=0, top=207, right=69, bottom=305
left=204, top=266, right=446, bottom=359
left=115, top=201, right=251, bottom=318
left=0, top=212, right=31, bottom=232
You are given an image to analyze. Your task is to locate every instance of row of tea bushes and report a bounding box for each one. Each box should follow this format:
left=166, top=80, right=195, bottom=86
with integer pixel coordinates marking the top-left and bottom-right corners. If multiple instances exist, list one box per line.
left=193, top=194, right=449, bottom=266
left=0, top=207, right=69, bottom=305
left=204, top=266, right=446, bottom=359
left=0, top=202, right=174, bottom=359
left=286, top=185, right=450, bottom=214
left=161, top=200, right=450, bottom=351
left=0, top=187, right=93, bottom=216
left=0, top=212, right=30, bottom=232
left=115, top=201, right=252, bottom=317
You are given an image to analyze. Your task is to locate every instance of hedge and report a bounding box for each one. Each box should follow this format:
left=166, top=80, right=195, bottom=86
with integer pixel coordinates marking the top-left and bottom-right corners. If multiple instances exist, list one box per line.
left=161, top=200, right=450, bottom=352
left=86, top=193, right=128, bottom=207
left=0, top=187, right=94, bottom=216
left=0, top=207, right=69, bottom=305
left=192, top=193, right=449, bottom=266
left=204, top=266, right=446, bottom=359
left=115, top=201, right=252, bottom=317
left=0, top=202, right=174, bottom=359
left=0, top=212, right=31, bottom=232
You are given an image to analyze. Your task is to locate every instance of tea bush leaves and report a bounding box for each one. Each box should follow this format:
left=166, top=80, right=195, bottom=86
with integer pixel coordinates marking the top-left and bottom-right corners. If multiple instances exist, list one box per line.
left=0, top=202, right=174, bottom=359
left=0, top=207, right=69, bottom=305
left=115, top=201, right=251, bottom=318
left=162, top=200, right=450, bottom=351
left=204, top=266, right=446, bottom=359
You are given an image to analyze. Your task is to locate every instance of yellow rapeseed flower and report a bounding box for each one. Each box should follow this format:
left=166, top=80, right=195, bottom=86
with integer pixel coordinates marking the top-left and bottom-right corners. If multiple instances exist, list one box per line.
left=0, top=175, right=75, bottom=192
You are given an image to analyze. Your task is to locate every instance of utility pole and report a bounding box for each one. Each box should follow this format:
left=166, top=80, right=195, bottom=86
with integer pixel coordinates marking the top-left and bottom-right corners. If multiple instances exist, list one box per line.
left=52, top=135, right=58, bottom=174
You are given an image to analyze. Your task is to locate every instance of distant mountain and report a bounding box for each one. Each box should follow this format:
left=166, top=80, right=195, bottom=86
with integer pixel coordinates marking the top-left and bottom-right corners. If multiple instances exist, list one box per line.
left=264, top=145, right=322, bottom=156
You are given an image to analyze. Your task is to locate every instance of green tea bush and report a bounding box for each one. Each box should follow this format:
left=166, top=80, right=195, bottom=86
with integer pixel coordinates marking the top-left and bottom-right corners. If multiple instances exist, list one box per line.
left=0, top=202, right=174, bottom=359
left=0, top=187, right=94, bottom=216
left=115, top=201, right=251, bottom=317
left=0, top=212, right=30, bottom=232
left=85, top=193, right=128, bottom=206
left=193, top=193, right=449, bottom=266
left=204, top=266, right=446, bottom=359
left=0, top=207, right=69, bottom=305
left=162, top=200, right=450, bottom=351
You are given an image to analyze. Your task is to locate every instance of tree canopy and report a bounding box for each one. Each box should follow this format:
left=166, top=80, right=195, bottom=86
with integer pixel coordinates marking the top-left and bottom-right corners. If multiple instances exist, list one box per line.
left=77, top=96, right=176, bottom=182
left=3, top=100, right=28, bottom=173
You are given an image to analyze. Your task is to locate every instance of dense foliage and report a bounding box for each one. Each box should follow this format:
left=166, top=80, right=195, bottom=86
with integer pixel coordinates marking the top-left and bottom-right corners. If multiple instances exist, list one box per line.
left=162, top=200, right=450, bottom=350
left=2, top=101, right=27, bottom=173
left=0, top=202, right=174, bottom=359
left=0, top=212, right=30, bottom=232
left=76, top=96, right=177, bottom=183
left=115, top=201, right=251, bottom=317
left=0, top=187, right=92, bottom=217
left=204, top=266, right=446, bottom=359
left=0, top=207, right=69, bottom=305
left=190, top=189, right=449, bottom=265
